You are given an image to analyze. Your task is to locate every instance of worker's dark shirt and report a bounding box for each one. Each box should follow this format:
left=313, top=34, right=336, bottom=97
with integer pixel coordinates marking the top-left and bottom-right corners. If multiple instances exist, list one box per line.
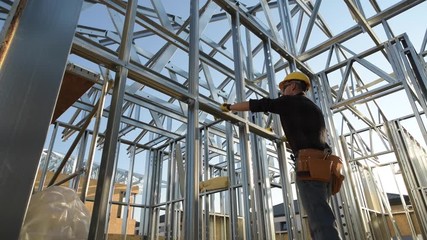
left=249, top=94, right=328, bottom=154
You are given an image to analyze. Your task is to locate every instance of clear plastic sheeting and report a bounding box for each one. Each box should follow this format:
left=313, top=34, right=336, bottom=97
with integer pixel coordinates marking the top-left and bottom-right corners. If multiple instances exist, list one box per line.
left=20, top=186, right=90, bottom=240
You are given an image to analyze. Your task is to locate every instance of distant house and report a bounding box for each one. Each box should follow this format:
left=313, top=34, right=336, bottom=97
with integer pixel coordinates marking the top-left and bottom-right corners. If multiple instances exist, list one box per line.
left=272, top=193, right=417, bottom=239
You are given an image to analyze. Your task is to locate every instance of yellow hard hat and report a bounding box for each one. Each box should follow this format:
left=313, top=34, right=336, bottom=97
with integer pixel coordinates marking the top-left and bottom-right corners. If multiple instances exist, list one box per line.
left=279, top=72, right=310, bottom=91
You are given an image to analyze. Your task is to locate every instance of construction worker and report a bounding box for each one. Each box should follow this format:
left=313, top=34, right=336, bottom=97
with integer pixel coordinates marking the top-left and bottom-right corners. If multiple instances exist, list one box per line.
left=220, top=71, right=341, bottom=240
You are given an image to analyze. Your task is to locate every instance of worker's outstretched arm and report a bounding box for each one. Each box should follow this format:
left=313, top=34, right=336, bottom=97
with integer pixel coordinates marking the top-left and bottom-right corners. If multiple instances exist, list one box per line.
left=230, top=101, right=250, bottom=111
left=220, top=101, right=250, bottom=112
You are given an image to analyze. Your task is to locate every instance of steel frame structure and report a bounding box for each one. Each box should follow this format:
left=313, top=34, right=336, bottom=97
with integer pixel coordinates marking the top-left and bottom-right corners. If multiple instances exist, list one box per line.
left=1, top=0, right=427, bottom=239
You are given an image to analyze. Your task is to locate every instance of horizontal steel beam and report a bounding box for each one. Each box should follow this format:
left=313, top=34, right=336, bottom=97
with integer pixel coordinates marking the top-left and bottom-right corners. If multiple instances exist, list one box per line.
left=72, top=34, right=279, bottom=141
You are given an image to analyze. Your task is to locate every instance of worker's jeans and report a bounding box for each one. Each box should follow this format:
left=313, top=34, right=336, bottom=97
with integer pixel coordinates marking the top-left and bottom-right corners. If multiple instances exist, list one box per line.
left=296, top=180, right=341, bottom=240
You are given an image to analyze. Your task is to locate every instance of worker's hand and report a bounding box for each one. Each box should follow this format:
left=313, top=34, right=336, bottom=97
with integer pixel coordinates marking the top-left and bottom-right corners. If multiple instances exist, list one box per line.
left=220, top=103, right=231, bottom=112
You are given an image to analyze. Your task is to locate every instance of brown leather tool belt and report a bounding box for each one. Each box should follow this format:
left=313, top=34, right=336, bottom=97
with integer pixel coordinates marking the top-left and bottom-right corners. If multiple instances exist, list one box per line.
left=296, top=148, right=345, bottom=195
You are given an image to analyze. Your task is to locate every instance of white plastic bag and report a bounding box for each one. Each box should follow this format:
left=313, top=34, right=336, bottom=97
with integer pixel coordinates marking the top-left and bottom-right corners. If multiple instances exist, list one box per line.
left=20, top=186, right=91, bottom=240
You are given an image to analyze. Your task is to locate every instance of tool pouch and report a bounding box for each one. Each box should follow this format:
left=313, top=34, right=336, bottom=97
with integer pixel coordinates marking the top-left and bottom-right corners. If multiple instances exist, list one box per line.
left=296, top=149, right=332, bottom=182
left=296, top=149, right=345, bottom=195
left=329, top=154, right=345, bottom=195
